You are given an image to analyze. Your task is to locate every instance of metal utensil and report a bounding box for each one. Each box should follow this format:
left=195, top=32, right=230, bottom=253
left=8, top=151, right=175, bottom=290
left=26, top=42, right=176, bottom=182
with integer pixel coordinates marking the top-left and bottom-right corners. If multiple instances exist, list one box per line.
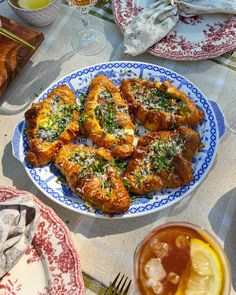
left=104, top=273, right=132, bottom=295
left=0, top=27, right=36, bottom=50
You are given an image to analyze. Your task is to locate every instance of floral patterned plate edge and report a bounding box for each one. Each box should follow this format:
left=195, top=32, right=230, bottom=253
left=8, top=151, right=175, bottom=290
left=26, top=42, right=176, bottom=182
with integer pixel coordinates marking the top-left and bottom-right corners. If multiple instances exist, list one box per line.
left=0, top=186, right=84, bottom=295
left=11, top=61, right=226, bottom=219
left=112, top=0, right=236, bottom=60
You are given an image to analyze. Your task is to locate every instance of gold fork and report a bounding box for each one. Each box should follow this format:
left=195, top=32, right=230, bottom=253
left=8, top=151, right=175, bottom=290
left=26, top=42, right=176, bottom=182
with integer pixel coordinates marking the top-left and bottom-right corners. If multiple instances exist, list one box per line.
left=104, top=273, right=132, bottom=295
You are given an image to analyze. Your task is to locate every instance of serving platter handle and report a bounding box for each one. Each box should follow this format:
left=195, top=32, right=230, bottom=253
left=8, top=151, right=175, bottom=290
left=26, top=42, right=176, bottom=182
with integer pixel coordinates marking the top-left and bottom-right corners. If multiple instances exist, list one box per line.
left=209, top=100, right=226, bottom=141
left=11, top=121, right=25, bottom=162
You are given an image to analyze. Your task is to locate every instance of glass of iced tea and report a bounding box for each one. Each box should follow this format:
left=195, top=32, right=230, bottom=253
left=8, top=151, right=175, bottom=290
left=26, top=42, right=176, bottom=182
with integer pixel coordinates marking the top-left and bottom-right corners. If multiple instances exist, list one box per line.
left=67, top=0, right=106, bottom=55
left=134, top=222, right=231, bottom=295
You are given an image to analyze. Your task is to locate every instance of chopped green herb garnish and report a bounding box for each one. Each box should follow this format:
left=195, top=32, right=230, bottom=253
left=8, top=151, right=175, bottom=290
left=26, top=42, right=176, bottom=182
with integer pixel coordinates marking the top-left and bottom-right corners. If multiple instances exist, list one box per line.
left=76, top=91, right=87, bottom=113
left=131, top=194, right=154, bottom=203
left=95, top=90, right=123, bottom=137
left=122, top=177, right=131, bottom=190
left=131, top=195, right=141, bottom=202
left=110, top=159, right=128, bottom=175
left=199, top=142, right=205, bottom=150
left=84, top=201, right=96, bottom=212
left=151, top=137, right=185, bottom=174
left=131, top=171, right=145, bottom=188
left=71, top=151, right=115, bottom=196
left=100, top=176, right=113, bottom=197
left=71, top=152, right=111, bottom=179
left=37, top=97, right=79, bottom=142
left=56, top=175, right=67, bottom=184
left=79, top=114, right=90, bottom=127
left=130, top=136, right=185, bottom=186
left=132, top=85, right=187, bottom=114
left=119, top=69, right=135, bottom=77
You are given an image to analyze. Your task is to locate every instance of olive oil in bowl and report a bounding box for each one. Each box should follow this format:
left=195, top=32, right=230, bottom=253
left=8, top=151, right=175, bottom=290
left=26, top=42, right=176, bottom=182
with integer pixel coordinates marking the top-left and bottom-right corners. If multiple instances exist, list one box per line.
left=17, top=0, right=52, bottom=9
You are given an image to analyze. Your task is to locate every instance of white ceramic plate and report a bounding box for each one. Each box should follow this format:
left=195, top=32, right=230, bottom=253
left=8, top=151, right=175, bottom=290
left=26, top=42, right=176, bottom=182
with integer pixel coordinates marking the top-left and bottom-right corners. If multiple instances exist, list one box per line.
left=12, top=61, right=225, bottom=219
left=0, top=186, right=84, bottom=294
left=112, top=0, right=236, bottom=60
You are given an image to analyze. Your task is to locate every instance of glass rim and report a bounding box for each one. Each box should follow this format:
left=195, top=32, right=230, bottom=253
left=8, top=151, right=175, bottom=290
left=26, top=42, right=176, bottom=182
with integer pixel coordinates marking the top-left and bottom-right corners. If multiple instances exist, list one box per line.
left=134, top=221, right=231, bottom=295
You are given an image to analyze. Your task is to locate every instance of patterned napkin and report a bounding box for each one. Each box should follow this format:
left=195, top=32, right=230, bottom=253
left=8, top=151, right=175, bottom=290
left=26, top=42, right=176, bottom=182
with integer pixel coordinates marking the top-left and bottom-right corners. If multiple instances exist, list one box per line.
left=0, top=194, right=40, bottom=278
left=124, top=0, right=236, bottom=56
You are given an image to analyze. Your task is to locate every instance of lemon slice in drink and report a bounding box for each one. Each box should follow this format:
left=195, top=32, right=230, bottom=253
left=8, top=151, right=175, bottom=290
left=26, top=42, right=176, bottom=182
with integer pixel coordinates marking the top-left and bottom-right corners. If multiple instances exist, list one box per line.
left=175, top=238, right=223, bottom=295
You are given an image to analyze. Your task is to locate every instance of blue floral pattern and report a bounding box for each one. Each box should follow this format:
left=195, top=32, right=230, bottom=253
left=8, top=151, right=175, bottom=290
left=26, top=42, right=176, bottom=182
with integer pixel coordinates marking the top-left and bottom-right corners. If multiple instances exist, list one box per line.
left=12, top=62, right=225, bottom=219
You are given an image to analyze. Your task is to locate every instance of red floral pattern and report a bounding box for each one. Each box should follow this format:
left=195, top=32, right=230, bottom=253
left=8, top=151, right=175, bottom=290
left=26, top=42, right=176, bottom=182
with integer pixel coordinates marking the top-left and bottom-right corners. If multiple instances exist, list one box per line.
left=0, top=186, right=84, bottom=295
left=179, top=15, right=203, bottom=25
left=112, top=0, right=236, bottom=60
left=0, top=276, right=22, bottom=295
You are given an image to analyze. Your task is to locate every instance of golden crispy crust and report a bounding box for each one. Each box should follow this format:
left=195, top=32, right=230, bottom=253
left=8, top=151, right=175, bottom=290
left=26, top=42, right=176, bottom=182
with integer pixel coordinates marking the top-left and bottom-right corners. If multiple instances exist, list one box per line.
left=25, top=85, right=80, bottom=166
left=120, top=79, right=205, bottom=131
left=83, top=75, right=135, bottom=159
left=54, top=144, right=130, bottom=213
left=124, top=126, right=201, bottom=194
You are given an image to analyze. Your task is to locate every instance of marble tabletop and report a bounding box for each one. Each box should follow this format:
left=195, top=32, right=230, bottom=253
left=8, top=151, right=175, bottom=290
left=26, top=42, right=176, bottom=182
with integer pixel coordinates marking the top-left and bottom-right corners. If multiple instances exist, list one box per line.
left=0, top=0, right=236, bottom=294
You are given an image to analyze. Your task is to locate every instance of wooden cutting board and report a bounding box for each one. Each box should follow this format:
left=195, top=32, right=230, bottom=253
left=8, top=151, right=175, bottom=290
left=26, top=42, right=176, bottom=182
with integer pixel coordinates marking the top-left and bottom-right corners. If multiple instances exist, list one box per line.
left=0, top=15, right=44, bottom=97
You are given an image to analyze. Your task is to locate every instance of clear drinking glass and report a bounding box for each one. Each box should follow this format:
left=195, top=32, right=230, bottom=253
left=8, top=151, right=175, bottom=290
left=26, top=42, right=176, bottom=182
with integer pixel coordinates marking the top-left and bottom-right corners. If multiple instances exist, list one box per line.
left=67, top=0, right=106, bottom=55
left=134, top=222, right=231, bottom=295
left=222, top=100, right=236, bottom=134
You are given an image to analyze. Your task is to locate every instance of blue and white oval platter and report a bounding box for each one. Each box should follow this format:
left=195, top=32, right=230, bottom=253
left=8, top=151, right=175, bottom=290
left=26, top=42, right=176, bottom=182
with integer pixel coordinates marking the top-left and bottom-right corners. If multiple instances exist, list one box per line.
left=12, top=61, right=226, bottom=219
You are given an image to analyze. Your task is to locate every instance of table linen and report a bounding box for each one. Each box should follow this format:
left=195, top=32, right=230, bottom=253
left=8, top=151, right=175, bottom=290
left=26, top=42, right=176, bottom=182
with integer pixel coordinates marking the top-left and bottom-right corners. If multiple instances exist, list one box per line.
left=0, top=1, right=236, bottom=294
left=124, top=0, right=236, bottom=56
left=0, top=193, right=40, bottom=278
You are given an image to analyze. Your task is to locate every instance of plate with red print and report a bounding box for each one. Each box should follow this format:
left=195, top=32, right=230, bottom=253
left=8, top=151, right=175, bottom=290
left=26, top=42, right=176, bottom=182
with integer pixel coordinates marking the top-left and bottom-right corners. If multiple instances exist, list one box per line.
left=0, top=186, right=84, bottom=295
left=112, top=0, right=236, bottom=60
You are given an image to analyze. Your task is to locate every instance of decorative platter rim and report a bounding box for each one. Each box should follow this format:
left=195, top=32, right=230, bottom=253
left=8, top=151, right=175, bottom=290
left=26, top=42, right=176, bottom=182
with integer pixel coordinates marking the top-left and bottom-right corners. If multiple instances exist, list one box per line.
left=12, top=61, right=222, bottom=219
left=111, top=0, right=236, bottom=60
left=0, top=185, right=84, bottom=294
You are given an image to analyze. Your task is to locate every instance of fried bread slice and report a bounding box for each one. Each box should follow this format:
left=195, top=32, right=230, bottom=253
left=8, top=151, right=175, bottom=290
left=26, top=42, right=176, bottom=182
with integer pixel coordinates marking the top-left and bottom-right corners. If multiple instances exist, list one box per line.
left=25, top=85, right=80, bottom=166
left=124, top=126, right=201, bottom=194
left=54, top=144, right=130, bottom=213
left=83, top=75, right=135, bottom=159
left=120, top=79, right=204, bottom=131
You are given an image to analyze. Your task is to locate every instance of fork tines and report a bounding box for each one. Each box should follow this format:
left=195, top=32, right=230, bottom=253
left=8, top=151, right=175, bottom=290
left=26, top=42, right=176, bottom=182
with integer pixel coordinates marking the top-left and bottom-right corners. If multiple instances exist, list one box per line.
left=105, top=272, right=132, bottom=295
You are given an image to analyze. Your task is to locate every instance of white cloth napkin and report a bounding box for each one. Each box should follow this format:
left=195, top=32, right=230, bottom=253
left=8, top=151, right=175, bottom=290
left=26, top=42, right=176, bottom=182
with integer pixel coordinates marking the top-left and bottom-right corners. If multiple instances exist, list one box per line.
left=0, top=194, right=40, bottom=278
left=124, top=0, right=236, bottom=56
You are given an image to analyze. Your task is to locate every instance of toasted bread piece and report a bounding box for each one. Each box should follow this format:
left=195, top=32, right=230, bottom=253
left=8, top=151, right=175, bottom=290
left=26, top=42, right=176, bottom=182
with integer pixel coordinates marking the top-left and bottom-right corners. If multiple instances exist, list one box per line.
left=120, top=79, right=204, bottom=131
left=124, top=127, right=201, bottom=194
left=83, top=75, right=135, bottom=159
left=25, top=85, right=80, bottom=166
left=55, top=144, right=130, bottom=213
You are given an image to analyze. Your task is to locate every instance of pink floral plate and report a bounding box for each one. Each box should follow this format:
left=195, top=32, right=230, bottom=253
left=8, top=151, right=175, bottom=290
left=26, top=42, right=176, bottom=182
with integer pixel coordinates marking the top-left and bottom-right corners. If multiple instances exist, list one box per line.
left=0, top=186, right=84, bottom=295
left=112, top=0, right=236, bottom=60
